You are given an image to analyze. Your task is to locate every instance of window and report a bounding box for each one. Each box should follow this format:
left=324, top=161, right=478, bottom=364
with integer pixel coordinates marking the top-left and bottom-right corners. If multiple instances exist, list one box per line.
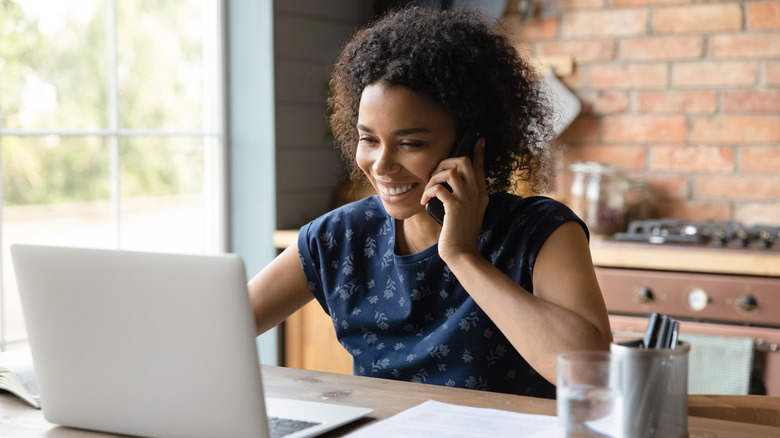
left=0, top=0, right=225, bottom=350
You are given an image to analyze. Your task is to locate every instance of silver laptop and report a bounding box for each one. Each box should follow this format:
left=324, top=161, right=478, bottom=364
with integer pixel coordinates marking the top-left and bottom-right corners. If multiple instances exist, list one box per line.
left=11, top=244, right=372, bottom=438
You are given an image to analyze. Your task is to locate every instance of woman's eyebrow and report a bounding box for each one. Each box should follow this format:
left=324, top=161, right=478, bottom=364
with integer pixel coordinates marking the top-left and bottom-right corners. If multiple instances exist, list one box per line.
left=356, top=124, right=431, bottom=136
left=356, top=123, right=373, bottom=132
left=393, top=127, right=431, bottom=136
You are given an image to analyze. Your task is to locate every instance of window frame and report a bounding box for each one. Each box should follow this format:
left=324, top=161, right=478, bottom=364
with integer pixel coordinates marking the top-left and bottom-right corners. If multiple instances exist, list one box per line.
left=0, top=0, right=229, bottom=350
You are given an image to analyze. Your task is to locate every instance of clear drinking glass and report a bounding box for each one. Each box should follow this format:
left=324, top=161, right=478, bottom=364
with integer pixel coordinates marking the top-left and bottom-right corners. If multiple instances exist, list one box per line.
left=557, top=350, right=621, bottom=437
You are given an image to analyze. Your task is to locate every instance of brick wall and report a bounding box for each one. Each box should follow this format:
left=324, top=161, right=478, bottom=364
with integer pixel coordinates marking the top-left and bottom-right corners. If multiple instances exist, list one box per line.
left=505, top=0, right=780, bottom=225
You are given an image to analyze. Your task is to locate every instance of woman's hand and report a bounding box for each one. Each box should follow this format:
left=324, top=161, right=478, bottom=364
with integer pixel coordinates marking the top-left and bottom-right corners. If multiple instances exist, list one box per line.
left=421, top=138, right=489, bottom=263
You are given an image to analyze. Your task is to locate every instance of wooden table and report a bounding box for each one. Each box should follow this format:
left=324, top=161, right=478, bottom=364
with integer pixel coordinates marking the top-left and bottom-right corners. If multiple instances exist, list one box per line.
left=1, top=365, right=779, bottom=437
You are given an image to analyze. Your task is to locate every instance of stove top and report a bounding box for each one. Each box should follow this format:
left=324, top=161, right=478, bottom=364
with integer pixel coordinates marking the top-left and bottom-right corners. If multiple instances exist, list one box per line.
left=614, top=219, right=780, bottom=251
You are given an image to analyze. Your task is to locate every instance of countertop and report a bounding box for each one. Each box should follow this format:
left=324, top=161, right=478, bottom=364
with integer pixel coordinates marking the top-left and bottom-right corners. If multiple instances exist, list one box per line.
left=590, top=237, right=780, bottom=277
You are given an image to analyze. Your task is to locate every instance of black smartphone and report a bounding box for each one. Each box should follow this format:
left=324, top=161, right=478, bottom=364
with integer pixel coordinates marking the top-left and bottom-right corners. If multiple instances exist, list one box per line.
left=425, top=128, right=480, bottom=225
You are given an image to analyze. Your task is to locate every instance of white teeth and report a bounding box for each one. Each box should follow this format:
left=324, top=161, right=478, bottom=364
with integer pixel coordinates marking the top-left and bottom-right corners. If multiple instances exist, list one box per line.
left=381, top=184, right=414, bottom=196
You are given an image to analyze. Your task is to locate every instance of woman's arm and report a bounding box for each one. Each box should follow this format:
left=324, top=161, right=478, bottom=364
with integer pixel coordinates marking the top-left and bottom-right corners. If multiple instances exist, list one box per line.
left=443, top=221, right=613, bottom=384
left=429, top=141, right=611, bottom=384
left=247, top=239, right=315, bottom=335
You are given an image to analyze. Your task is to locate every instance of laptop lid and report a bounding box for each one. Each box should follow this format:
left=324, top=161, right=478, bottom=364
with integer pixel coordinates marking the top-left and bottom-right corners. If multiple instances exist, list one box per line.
left=12, top=244, right=269, bottom=438
left=13, top=244, right=372, bottom=438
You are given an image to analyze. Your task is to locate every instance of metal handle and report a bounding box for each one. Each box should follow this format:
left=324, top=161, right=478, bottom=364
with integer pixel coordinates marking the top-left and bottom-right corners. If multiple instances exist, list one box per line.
left=755, top=339, right=779, bottom=352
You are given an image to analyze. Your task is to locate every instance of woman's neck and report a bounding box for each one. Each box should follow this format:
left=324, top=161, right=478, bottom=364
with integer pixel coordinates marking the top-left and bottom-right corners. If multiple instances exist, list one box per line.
left=398, top=214, right=441, bottom=254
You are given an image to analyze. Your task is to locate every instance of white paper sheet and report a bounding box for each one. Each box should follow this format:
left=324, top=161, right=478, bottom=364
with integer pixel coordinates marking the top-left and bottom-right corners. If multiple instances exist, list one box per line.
left=343, top=399, right=559, bottom=438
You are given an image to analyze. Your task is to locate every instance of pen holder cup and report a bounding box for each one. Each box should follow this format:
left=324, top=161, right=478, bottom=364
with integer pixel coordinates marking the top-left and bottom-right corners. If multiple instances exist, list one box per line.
left=610, top=340, right=690, bottom=438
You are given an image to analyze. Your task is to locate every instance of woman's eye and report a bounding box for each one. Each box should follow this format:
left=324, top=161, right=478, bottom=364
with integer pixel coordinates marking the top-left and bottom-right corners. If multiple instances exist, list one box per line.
left=400, top=141, right=424, bottom=147
left=358, top=136, right=376, bottom=144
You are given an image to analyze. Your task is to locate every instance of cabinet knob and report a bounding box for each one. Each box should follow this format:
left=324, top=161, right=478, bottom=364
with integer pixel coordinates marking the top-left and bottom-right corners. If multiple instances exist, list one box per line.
left=687, top=288, right=709, bottom=311
left=636, top=287, right=654, bottom=303
left=738, top=294, right=758, bottom=312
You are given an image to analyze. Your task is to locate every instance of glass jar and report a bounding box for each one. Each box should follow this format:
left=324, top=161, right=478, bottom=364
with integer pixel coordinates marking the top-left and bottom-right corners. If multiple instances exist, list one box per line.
left=585, top=163, right=625, bottom=235
left=568, top=162, right=645, bottom=235
left=624, top=179, right=651, bottom=225
left=567, top=161, right=594, bottom=222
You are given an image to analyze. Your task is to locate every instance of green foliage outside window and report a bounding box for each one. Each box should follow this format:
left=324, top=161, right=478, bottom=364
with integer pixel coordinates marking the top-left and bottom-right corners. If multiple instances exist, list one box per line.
left=0, top=0, right=208, bottom=206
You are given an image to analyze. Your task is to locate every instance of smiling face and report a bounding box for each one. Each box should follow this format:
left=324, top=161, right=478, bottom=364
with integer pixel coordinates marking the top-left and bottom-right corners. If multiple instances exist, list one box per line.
left=356, top=82, right=458, bottom=220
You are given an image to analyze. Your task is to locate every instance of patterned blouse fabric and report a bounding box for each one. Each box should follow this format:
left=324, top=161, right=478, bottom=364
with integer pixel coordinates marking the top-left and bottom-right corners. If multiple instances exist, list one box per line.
left=297, top=193, right=587, bottom=399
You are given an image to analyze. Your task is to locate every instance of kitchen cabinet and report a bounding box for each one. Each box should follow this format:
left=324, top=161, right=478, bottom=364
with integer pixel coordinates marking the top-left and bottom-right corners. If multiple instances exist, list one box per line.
left=275, top=229, right=352, bottom=374
left=284, top=299, right=353, bottom=375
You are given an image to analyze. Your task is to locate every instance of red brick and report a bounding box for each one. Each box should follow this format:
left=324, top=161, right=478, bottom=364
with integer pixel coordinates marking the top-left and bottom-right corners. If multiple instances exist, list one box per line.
left=768, top=61, right=780, bottom=85
left=536, top=41, right=616, bottom=63
left=690, top=116, right=780, bottom=143
left=673, top=62, right=758, bottom=88
left=654, top=200, right=731, bottom=221
left=577, top=91, right=630, bottom=115
left=741, top=147, right=780, bottom=173
left=636, top=91, right=717, bottom=114
left=590, top=63, right=667, bottom=89
left=620, top=36, right=703, bottom=60
left=747, top=1, right=780, bottom=30
left=735, top=204, right=780, bottom=226
left=711, top=34, right=780, bottom=58
left=653, top=4, right=742, bottom=34
left=520, top=16, right=559, bottom=40
left=503, top=14, right=558, bottom=41
left=723, top=90, right=780, bottom=113
left=603, top=116, right=686, bottom=143
left=564, top=144, right=647, bottom=170
left=643, top=174, right=690, bottom=200
left=613, top=0, right=688, bottom=6
left=559, top=116, right=600, bottom=144
left=562, top=10, right=648, bottom=37
left=650, top=146, right=735, bottom=172
left=694, top=175, right=780, bottom=200
left=560, top=0, right=605, bottom=9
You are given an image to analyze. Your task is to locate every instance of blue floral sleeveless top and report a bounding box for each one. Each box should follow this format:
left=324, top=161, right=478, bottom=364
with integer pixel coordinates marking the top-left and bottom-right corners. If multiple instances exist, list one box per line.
left=297, top=193, right=587, bottom=398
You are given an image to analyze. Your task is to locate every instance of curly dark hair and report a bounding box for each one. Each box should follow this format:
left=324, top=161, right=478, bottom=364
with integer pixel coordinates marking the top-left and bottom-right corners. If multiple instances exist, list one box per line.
left=328, top=6, right=555, bottom=194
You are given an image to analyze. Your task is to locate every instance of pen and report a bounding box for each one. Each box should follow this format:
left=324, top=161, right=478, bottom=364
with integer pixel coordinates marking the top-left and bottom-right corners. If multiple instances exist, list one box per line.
left=653, top=315, right=670, bottom=349
left=667, top=320, right=679, bottom=349
left=643, top=313, right=660, bottom=349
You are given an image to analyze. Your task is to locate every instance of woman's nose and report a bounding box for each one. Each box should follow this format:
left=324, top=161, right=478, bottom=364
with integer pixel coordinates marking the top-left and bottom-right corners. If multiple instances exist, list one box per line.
left=372, top=145, right=400, bottom=175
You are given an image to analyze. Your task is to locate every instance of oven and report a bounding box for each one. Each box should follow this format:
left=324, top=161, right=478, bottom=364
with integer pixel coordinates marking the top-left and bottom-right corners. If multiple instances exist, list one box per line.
left=591, top=219, right=780, bottom=396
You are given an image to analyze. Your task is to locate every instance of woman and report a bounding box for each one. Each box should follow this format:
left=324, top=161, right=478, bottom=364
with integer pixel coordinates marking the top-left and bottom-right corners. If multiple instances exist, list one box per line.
left=248, top=6, right=611, bottom=398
